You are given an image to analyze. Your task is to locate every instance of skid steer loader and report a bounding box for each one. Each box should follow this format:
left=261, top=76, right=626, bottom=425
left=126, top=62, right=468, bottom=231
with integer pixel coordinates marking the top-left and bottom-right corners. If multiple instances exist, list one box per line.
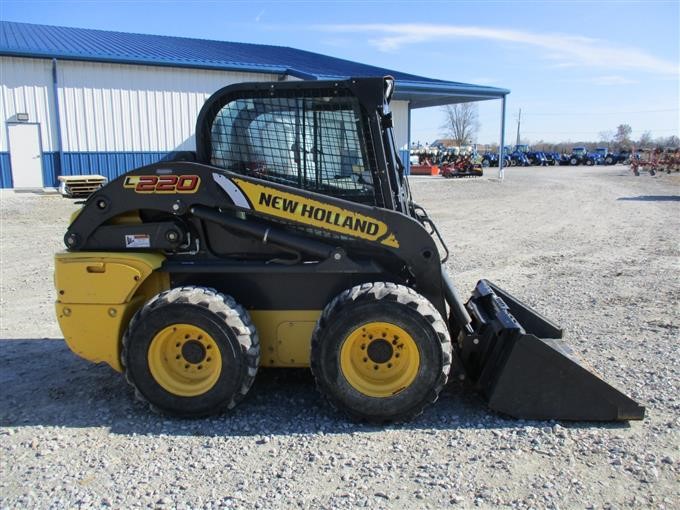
left=54, top=77, right=644, bottom=422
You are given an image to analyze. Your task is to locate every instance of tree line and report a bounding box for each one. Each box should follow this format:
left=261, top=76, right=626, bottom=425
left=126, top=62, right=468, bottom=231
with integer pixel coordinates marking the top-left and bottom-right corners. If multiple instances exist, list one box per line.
left=440, top=104, right=679, bottom=152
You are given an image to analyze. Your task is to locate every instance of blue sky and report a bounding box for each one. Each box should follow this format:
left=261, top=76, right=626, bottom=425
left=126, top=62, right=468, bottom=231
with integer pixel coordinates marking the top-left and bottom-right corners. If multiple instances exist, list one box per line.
left=2, top=0, right=678, bottom=145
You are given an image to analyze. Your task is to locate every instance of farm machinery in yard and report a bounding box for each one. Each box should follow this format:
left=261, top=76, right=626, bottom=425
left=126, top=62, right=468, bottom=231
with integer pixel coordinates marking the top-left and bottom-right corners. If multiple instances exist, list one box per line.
left=631, top=147, right=680, bottom=176
left=481, top=152, right=508, bottom=168
left=53, top=77, right=644, bottom=423
left=440, top=153, right=483, bottom=178
left=543, top=152, right=561, bottom=166
left=505, top=146, right=531, bottom=167
left=567, top=147, right=601, bottom=166
left=596, top=148, right=618, bottom=165
left=409, top=149, right=440, bottom=176
left=515, top=144, right=548, bottom=166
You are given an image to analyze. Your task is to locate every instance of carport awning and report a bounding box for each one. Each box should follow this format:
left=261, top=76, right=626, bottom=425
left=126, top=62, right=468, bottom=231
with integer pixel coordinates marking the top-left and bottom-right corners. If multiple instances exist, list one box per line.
left=394, top=81, right=509, bottom=109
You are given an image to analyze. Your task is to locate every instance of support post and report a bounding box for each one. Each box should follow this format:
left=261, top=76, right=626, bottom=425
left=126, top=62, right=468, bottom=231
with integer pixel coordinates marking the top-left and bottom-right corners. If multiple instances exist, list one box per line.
left=51, top=58, right=64, bottom=180
left=498, top=95, right=507, bottom=181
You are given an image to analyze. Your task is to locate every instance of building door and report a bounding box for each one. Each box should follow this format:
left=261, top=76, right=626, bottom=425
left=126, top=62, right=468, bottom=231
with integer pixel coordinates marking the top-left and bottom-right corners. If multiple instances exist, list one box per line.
left=8, top=123, right=44, bottom=189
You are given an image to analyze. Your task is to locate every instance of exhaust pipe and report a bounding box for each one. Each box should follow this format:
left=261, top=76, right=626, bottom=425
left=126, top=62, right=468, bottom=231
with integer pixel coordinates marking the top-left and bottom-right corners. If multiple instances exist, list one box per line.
left=459, top=280, right=645, bottom=421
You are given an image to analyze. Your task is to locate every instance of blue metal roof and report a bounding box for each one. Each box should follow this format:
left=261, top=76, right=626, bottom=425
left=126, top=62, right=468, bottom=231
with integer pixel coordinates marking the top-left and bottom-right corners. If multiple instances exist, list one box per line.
left=0, top=21, right=509, bottom=108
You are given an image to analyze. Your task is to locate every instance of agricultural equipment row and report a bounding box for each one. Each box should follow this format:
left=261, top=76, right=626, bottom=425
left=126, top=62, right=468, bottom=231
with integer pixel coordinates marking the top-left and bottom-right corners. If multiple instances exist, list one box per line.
left=410, top=149, right=483, bottom=178
left=409, top=144, right=679, bottom=175
left=630, top=148, right=680, bottom=176
left=479, top=146, right=634, bottom=167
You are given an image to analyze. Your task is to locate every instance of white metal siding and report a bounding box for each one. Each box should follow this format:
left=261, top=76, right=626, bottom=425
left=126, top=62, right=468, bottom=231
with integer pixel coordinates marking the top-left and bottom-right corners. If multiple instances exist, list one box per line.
left=391, top=100, right=409, bottom=150
left=1, top=56, right=412, bottom=155
left=55, top=60, right=278, bottom=152
left=0, top=57, right=56, bottom=152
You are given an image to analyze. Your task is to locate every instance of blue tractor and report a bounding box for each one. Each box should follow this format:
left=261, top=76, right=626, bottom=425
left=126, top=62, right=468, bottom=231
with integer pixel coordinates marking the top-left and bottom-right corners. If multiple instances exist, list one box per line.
left=506, top=146, right=531, bottom=166
left=515, top=144, right=550, bottom=166
left=568, top=147, right=600, bottom=166
left=596, top=148, right=618, bottom=165
left=481, top=151, right=510, bottom=168
left=543, top=152, right=560, bottom=166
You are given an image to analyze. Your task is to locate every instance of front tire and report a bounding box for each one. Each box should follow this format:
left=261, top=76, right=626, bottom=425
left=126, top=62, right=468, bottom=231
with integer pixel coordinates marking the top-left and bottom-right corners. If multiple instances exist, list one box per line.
left=310, top=283, right=452, bottom=423
left=122, top=286, right=259, bottom=417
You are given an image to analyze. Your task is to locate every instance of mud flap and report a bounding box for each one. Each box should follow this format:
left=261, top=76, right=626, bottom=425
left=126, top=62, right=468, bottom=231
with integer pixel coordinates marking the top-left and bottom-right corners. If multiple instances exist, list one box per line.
left=458, top=280, right=645, bottom=421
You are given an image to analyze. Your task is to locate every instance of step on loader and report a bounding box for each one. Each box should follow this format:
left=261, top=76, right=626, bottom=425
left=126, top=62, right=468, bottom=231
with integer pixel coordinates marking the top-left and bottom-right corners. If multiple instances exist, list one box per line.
left=54, top=77, right=644, bottom=422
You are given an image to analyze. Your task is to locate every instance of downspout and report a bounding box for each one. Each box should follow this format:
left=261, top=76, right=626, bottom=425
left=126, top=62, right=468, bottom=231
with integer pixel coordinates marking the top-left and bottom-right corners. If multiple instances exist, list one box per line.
left=406, top=102, right=412, bottom=175
left=498, top=94, right=507, bottom=182
left=51, top=58, right=64, bottom=179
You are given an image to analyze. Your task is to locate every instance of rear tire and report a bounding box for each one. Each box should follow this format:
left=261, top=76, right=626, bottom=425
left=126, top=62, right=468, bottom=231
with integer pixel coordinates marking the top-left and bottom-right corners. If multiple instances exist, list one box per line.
left=310, top=282, right=451, bottom=423
left=122, top=286, right=259, bottom=417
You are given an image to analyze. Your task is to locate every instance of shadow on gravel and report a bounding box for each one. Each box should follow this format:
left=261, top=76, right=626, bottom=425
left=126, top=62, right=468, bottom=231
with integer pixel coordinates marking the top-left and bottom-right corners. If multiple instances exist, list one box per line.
left=0, top=339, right=631, bottom=436
left=617, top=195, right=680, bottom=202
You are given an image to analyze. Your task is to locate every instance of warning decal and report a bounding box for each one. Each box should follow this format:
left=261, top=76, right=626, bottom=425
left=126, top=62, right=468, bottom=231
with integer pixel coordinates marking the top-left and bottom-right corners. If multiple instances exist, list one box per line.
left=125, top=234, right=151, bottom=248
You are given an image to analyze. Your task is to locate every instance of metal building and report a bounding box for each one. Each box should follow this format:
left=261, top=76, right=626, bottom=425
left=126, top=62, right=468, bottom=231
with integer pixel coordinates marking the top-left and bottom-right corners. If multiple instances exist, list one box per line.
left=0, top=21, right=509, bottom=189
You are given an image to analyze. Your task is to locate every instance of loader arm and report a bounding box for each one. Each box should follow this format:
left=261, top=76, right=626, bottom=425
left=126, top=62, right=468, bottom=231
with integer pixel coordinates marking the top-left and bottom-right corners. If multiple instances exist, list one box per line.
left=64, top=161, right=448, bottom=316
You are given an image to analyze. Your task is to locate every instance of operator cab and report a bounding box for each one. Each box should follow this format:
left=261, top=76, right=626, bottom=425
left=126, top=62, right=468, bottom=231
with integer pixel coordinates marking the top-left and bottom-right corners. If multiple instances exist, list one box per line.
left=195, top=76, right=410, bottom=213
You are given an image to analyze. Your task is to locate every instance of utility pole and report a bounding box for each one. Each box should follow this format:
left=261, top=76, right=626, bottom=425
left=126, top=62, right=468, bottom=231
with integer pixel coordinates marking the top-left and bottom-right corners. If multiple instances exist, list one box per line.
left=515, top=108, right=522, bottom=147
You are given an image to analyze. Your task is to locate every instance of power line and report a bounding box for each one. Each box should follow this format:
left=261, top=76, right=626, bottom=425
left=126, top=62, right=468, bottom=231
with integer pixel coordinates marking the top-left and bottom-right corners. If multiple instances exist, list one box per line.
left=523, top=108, right=679, bottom=116
left=522, top=128, right=679, bottom=135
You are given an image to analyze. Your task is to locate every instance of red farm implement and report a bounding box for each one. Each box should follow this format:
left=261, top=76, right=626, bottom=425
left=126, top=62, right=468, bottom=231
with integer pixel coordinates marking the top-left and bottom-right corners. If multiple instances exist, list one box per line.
left=631, top=148, right=680, bottom=176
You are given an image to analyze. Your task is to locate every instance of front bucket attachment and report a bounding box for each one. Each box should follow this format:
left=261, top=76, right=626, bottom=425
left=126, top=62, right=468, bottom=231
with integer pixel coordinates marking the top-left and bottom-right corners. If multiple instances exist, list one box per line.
left=459, top=280, right=645, bottom=421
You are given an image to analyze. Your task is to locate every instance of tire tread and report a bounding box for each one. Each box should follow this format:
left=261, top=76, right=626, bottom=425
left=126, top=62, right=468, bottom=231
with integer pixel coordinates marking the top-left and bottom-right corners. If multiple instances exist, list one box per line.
left=311, top=282, right=452, bottom=423
left=121, top=285, right=259, bottom=417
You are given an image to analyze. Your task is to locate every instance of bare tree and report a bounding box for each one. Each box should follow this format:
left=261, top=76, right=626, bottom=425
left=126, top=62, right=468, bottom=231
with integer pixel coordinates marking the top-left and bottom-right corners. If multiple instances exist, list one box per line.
left=638, top=130, right=653, bottom=147
left=441, top=103, right=480, bottom=147
left=663, top=135, right=680, bottom=147
left=598, top=130, right=614, bottom=145
left=614, top=124, right=633, bottom=146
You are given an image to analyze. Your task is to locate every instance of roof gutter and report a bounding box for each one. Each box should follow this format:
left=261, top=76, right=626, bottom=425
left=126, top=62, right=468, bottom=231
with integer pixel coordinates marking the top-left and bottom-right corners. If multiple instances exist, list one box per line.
left=396, top=80, right=510, bottom=98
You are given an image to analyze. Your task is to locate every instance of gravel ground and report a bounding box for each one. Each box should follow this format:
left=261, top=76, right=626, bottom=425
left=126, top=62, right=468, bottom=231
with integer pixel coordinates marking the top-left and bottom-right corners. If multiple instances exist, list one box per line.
left=1, top=165, right=678, bottom=509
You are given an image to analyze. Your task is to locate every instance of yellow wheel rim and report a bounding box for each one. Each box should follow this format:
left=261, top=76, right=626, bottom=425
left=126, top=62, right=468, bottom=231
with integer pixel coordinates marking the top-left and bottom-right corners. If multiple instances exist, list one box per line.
left=340, top=322, right=420, bottom=398
left=147, top=324, right=222, bottom=397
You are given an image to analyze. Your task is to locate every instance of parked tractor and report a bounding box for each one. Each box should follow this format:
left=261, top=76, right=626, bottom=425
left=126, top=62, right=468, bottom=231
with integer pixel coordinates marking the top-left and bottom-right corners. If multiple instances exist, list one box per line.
left=568, top=147, right=600, bottom=166
left=595, top=148, right=618, bottom=165
left=481, top=152, right=509, bottom=168
left=613, top=150, right=632, bottom=165
left=505, top=146, right=530, bottom=166
left=543, top=152, right=560, bottom=166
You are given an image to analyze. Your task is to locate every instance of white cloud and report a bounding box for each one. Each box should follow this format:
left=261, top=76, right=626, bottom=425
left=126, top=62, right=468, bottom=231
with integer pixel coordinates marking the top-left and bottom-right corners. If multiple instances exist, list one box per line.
left=255, top=9, right=265, bottom=23
left=314, top=24, right=679, bottom=76
left=590, top=75, right=638, bottom=85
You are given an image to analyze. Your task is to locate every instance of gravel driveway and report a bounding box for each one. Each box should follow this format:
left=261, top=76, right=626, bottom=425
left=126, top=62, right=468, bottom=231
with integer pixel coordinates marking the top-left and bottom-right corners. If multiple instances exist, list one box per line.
left=1, top=165, right=678, bottom=509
